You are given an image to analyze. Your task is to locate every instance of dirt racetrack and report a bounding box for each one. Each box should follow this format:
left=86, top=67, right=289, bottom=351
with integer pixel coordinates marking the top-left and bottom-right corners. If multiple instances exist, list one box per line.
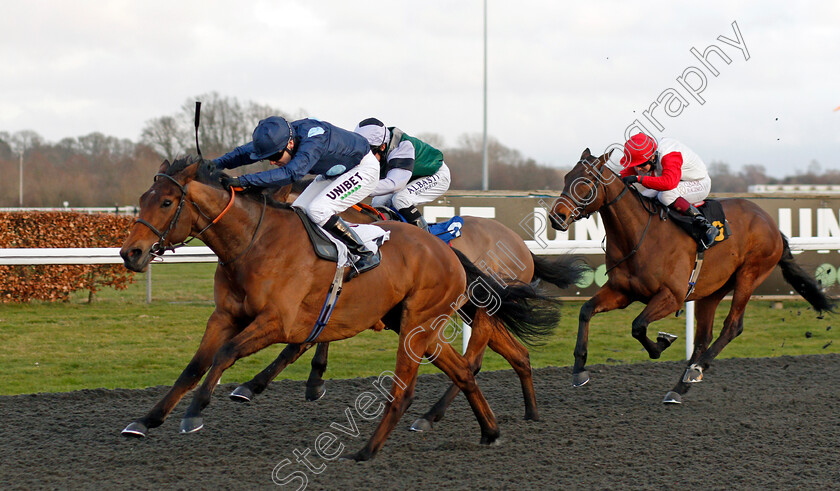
left=1, top=354, right=838, bottom=490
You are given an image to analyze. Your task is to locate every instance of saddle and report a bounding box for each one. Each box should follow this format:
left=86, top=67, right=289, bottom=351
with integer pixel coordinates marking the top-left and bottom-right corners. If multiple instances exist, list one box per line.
left=294, top=207, right=339, bottom=262
left=666, top=199, right=732, bottom=251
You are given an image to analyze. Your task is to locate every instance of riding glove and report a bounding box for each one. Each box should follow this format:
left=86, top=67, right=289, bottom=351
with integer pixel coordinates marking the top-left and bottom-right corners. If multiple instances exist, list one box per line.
left=621, top=175, right=640, bottom=185
left=220, top=175, right=246, bottom=190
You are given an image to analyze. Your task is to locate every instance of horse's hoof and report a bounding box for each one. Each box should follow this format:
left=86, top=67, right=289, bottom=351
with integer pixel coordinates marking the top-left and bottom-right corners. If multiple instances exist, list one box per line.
left=480, top=431, right=501, bottom=445
left=409, top=418, right=433, bottom=432
left=682, top=364, right=703, bottom=383
left=305, top=383, right=326, bottom=402
left=340, top=451, right=371, bottom=462
left=179, top=416, right=204, bottom=434
left=121, top=422, right=148, bottom=438
left=229, top=385, right=254, bottom=403
left=572, top=371, right=590, bottom=387
left=658, top=332, right=678, bottom=347
left=662, top=391, right=682, bottom=404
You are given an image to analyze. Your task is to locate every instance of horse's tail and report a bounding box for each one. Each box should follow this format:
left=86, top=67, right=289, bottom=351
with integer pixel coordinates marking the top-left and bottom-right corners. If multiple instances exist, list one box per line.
left=778, top=234, right=837, bottom=314
left=530, top=252, right=588, bottom=289
left=452, top=248, right=561, bottom=346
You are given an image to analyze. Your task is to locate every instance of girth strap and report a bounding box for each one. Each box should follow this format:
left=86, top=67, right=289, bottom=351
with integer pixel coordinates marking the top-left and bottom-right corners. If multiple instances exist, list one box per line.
left=684, top=250, right=705, bottom=301
left=304, top=265, right=347, bottom=343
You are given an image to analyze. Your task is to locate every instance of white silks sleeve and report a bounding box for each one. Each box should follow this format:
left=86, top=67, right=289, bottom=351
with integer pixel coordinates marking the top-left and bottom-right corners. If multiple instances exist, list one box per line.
left=370, top=168, right=413, bottom=196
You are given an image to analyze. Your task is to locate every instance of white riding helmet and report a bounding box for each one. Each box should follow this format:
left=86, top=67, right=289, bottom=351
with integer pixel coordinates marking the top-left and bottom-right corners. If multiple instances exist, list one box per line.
left=354, top=117, right=390, bottom=147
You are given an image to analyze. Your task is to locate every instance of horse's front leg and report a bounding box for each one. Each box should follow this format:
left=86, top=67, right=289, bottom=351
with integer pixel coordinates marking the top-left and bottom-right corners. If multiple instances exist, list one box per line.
left=573, top=286, right=631, bottom=387
left=230, top=343, right=314, bottom=403
left=122, top=310, right=238, bottom=437
left=631, top=288, right=681, bottom=359
left=180, top=316, right=283, bottom=434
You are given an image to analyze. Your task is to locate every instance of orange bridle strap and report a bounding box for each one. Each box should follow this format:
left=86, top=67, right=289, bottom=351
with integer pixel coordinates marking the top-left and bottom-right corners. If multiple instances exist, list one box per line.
left=212, top=186, right=242, bottom=225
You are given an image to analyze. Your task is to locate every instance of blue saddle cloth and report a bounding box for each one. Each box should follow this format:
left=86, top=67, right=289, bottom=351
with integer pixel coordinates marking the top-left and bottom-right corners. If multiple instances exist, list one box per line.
left=428, top=216, right=464, bottom=244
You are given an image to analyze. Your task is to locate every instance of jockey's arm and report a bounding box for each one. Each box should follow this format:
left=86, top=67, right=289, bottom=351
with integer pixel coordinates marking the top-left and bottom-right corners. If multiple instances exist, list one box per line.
left=370, top=168, right=412, bottom=196
left=238, top=131, right=329, bottom=188
left=638, top=152, right=683, bottom=191
left=213, top=142, right=258, bottom=170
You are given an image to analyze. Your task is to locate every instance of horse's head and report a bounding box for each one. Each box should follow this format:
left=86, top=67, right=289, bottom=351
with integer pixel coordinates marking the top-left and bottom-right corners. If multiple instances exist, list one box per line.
left=549, top=148, right=620, bottom=231
left=120, top=155, right=217, bottom=272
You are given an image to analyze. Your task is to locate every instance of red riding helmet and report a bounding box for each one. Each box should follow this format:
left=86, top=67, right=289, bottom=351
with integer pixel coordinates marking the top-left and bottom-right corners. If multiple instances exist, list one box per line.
left=620, top=133, right=657, bottom=168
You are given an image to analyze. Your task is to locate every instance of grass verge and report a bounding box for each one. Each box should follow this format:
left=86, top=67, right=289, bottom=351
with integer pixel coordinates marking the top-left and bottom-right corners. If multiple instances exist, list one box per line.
left=0, top=262, right=836, bottom=395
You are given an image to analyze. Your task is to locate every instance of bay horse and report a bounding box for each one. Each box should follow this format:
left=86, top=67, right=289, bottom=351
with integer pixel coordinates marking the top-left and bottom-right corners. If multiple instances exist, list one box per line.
left=119, top=155, right=561, bottom=460
left=231, top=187, right=585, bottom=431
left=549, top=148, right=835, bottom=403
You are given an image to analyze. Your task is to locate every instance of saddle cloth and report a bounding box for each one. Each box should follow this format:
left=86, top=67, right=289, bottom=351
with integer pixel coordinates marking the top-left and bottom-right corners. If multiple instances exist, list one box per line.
left=293, top=207, right=389, bottom=266
left=428, top=216, right=464, bottom=244
left=372, top=206, right=465, bottom=245
left=667, top=199, right=731, bottom=250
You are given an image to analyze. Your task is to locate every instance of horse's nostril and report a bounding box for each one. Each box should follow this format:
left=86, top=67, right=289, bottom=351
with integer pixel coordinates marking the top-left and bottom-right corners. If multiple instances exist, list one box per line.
left=548, top=212, right=570, bottom=231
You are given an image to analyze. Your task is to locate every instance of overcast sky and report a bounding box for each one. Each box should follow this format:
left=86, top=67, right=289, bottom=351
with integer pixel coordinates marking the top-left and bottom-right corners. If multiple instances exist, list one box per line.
left=1, top=0, right=838, bottom=177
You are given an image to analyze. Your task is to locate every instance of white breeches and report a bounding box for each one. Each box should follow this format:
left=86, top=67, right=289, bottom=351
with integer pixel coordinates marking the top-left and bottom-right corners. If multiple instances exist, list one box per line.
left=292, top=151, right=380, bottom=225
left=371, top=163, right=451, bottom=210
left=643, top=176, right=712, bottom=206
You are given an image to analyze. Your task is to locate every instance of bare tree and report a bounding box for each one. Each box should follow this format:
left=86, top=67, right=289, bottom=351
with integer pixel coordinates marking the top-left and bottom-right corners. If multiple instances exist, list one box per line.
left=140, top=92, right=297, bottom=160
left=140, top=116, right=186, bottom=160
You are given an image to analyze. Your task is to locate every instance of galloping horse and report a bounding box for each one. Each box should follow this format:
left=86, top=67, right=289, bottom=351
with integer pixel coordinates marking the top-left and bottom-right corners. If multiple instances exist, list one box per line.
left=119, top=155, right=560, bottom=460
left=549, top=148, right=834, bottom=403
left=231, top=188, right=584, bottom=431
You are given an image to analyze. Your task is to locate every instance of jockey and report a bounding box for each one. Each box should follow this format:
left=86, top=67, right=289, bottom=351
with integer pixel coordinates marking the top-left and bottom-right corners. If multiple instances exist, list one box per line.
left=619, top=133, right=719, bottom=247
left=213, top=116, right=381, bottom=276
left=353, top=118, right=451, bottom=231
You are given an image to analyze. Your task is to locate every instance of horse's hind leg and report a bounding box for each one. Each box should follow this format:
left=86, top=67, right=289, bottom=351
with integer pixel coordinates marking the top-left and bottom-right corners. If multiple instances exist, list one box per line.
left=409, top=315, right=491, bottom=432
left=487, top=324, right=539, bottom=420
left=305, top=342, right=330, bottom=401
left=663, top=290, right=726, bottom=404
left=684, top=275, right=759, bottom=382
left=351, top=325, right=427, bottom=461
left=230, top=343, right=313, bottom=403
left=426, top=339, right=499, bottom=444
left=122, top=311, right=237, bottom=437
left=630, top=289, right=682, bottom=359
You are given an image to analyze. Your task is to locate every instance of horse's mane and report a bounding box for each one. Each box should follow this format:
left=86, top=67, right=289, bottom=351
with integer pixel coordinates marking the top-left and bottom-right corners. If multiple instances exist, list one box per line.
left=165, top=155, right=293, bottom=210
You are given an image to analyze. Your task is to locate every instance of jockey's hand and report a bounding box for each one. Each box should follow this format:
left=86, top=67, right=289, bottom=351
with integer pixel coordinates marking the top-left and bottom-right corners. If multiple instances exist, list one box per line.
left=621, top=175, right=640, bottom=186
left=219, top=175, right=246, bottom=190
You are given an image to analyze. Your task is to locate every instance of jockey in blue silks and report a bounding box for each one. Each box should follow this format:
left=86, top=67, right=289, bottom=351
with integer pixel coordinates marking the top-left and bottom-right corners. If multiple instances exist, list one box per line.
left=214, top=116, right=381, bottom=275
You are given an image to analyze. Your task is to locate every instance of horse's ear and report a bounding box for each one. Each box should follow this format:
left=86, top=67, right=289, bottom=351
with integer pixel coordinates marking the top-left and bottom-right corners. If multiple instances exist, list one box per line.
left=600, top=149, right=616, bottom=163
left=581, top=148, right=591, bottom=159
left=159, top=159, right=171, bottom=174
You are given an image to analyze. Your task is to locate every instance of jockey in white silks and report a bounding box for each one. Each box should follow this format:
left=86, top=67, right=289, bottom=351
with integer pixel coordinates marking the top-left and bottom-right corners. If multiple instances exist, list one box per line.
left=354, top=118, right=451, bottom=231
left=619, top=133, right=719, bottom=247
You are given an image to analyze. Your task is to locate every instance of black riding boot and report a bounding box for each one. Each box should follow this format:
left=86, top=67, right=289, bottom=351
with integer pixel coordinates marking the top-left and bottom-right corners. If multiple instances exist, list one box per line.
left=322, top=215, right=380, bottom=277
left=398, top=205, right=429, bottom=231
left=684, top=205, right=719, bottom=248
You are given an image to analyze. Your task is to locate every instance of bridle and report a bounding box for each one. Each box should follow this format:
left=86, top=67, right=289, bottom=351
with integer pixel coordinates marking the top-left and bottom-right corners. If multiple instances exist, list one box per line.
left=133, top=173, right=265, bottom=265
left=562, top=160, right=628, bottom=220
left=133, top=173, right=192, bottom=257
left=560, top=159, right=657, bottom=272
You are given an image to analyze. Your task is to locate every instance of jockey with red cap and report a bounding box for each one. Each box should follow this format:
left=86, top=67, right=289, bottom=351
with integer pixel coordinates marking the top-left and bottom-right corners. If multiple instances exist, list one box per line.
left=619, top=133, right=719, bottom=247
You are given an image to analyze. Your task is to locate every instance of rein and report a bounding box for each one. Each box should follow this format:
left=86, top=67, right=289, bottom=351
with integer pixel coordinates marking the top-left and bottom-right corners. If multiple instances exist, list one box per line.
left=564, top=163, right=655, bottom=274
left=604, top=186, right=658, bottom=273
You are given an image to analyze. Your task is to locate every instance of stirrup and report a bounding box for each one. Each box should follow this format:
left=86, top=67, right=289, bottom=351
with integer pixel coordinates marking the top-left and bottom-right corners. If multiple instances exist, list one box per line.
left=347, top=252, right=380, bottom=280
